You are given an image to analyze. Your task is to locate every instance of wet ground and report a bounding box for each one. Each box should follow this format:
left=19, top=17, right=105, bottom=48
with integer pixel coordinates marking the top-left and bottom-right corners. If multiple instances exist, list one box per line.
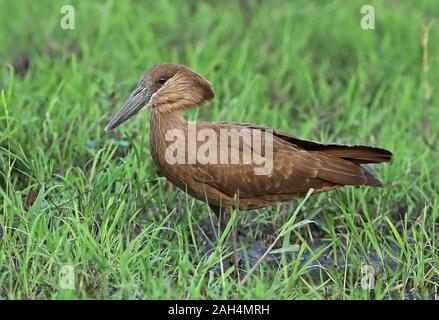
left=194, top=217, right=432, bottom=300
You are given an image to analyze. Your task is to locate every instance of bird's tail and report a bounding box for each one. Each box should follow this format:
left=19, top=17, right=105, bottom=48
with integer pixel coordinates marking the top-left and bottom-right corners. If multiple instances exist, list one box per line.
left=256, top=128, right=392, bottom=188
left=318, top=145, right=393, bottom=165
left=274, top=134, right=392, bottom=165
left=360, top=165, right=385, bottom=187
left=319, top=145, right=392, bottom=188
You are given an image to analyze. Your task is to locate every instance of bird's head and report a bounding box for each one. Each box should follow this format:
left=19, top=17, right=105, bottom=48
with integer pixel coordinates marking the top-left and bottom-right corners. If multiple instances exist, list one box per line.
left=104, top=63, right=214, bottom=133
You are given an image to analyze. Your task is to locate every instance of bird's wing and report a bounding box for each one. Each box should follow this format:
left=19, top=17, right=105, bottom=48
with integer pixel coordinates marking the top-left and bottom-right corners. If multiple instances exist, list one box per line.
left=223, top=122, right=392, bottom=164
left=190, top=123, right=384, bottom=200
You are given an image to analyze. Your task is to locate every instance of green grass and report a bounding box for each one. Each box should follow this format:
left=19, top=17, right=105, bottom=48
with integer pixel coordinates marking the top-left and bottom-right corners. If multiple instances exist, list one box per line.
left=0, top=0, right=438, bottom=299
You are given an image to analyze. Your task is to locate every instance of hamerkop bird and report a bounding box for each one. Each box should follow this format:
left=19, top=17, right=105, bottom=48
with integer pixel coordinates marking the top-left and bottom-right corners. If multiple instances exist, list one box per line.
left=105, top=63, right=392, bottom=267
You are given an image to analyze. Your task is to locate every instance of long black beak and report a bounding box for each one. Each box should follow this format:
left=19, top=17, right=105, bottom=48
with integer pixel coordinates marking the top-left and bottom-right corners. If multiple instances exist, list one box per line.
left=104, top=84, right=153, bottom=133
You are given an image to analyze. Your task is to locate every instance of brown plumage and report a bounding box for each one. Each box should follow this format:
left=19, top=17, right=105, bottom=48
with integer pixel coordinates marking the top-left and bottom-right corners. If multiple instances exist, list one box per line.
left=105, top=63, right=392, bottom=219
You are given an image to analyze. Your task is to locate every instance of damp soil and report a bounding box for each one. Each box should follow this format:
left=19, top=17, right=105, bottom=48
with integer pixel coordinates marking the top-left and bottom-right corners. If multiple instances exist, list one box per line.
left=194, top=217, right=433, bottom=300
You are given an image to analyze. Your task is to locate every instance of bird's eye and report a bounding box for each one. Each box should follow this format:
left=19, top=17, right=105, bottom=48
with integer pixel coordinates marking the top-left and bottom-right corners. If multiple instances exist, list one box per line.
left=157, top=76, right=167, bottom=85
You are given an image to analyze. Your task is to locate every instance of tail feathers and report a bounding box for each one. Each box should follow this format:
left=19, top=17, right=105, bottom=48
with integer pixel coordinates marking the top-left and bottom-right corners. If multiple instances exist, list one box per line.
left=362, top=165, right=384, bottom=187
left=242, top=125, right=391, bottom=187
left=274, top=134, right=393, bottom=164
left=320, top=146, right=392, bottom=164
left=313, top=144, right=391, bottom=187
left=241, top=125, right=393, bottom=164
left=314, top=158, right=385, bottom=188
left=322, top=146, right=390, bottom=187
left=284, top=135, right=392, bottom=188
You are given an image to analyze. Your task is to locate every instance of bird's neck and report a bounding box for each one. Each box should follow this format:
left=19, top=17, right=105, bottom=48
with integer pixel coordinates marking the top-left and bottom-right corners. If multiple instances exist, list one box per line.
left=149, top=108, right=187, bottom=167
left=150, top=108, right=187, bottom=132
